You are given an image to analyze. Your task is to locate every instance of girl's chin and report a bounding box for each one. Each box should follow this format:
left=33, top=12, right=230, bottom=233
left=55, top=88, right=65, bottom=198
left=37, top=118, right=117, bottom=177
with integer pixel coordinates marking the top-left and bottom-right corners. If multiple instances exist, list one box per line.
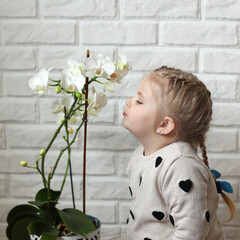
left=122, top=119, right=131, bottom=131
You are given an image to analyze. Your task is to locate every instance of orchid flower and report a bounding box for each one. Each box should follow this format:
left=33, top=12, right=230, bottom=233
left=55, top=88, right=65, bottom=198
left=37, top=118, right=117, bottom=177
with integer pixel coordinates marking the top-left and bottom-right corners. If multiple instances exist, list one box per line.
left=113, top=53, right=131, bottom=83
left=85, top=53, right=115, bottom=79
left=28, top=67, right=53, bottom=94
left=116, top=53, right=130, bottom=71
left=61, top=60, right=85, bottom=92
left=87, top=86, right=108, bottom=116
left=51, top=97, right=78, bottom=124
left=103, top=81, right=115, bottom=92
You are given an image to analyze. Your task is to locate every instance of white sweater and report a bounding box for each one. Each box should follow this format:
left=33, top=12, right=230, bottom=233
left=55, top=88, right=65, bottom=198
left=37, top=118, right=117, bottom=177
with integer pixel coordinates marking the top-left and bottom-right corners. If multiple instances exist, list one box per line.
left=126, top=140, right=226, bottom=240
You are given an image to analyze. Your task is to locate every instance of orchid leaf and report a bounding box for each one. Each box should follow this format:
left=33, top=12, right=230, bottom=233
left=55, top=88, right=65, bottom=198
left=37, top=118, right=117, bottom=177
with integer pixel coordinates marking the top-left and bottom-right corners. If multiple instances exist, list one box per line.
left=6, top=213, right=42, bottom=239
left=28, top=221, right=59, bottom=239
left=11, top=217, right=34, bottom=240
left=41, top=228, right=59, bottom=240
left=28, top=221, right=51, bottom=236
left=35, top=188, right=61, bottom=202
left=57, top=208, right=95, bottom=237
left=7, top=204, right=41, bottom=224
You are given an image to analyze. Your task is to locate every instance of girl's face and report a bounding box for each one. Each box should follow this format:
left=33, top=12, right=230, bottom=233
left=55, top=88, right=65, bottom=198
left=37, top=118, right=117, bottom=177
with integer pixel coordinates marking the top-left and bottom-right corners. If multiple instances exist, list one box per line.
left=122, top=78, right=157, bottom=138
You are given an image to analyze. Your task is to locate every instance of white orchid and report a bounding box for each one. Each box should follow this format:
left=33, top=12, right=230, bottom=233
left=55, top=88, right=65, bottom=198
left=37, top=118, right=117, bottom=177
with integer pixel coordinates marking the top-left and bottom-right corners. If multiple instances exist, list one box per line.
left=52, top=97, right=71, bottom=114
left=113, top=53, right=131, bottom=83
left=116, top=53, right=130, bottom=71
left=85, top=53, right=115, bottom=79
left=68, top=60, right=86, bottom=76
left=28, top=52, right=130, bottom=123
left=28, top=67, right=53, bottom=94
left=51, top=97, right=78, bottom=124
left=103, top=81, right=115, bottom=92
left=61, top=60, right=85, bottom=92
left=87, top=86, right=108, bottom=116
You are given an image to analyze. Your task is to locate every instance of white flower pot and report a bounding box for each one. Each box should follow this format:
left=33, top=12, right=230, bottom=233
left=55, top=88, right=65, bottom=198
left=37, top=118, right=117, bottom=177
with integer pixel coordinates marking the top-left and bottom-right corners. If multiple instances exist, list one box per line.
left=30, top=215, right=101, bottom=240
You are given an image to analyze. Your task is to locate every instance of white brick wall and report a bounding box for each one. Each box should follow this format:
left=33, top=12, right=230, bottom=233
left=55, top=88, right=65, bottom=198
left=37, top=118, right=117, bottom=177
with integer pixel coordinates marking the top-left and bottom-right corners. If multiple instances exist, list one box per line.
left=0, top=0, right=240, bottom=239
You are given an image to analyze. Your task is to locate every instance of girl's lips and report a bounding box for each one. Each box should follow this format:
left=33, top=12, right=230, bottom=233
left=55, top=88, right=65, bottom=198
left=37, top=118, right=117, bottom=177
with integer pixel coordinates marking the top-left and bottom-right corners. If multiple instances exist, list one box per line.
left=123, top=111, right=127, bottom=116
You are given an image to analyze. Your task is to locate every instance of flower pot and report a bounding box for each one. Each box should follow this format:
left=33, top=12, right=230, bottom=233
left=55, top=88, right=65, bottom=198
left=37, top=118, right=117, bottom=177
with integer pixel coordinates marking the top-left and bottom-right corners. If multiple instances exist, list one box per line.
left=30, top=215, right=101, bottom=240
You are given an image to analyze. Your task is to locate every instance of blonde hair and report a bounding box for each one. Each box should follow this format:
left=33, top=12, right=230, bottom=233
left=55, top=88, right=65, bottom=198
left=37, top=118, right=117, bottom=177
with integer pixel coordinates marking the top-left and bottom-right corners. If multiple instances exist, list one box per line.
left=143, top=66, right=235, bottom=223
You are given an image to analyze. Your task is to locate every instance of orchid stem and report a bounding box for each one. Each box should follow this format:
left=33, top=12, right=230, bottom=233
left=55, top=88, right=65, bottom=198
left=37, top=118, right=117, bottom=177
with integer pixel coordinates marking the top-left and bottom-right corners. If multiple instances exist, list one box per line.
left=41, top=96, right=78, bottom=188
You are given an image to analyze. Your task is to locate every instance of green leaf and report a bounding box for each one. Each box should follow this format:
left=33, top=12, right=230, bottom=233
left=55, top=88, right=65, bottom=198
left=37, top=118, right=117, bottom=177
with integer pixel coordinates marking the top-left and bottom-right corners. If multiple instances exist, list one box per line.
left=6, top=207, right=43, bottom=239
left=35, top=188, right=61, bottom=202
left=28, top=221, right=59, bottom=239
left=28, top=220, right=59, bottom=240
left=7, top=204, right=41, bottom=224
left=28, top=200, right=47, bottom=207
left=28, top=201, right=60, bottom=228
left=57, top=208, right=95, bottom=237
left=41, top=228, right=59, bottom=240
left=40, top=202, right=59, bottom=221
left=28, top=221, right=51, bottom=236
left=11, top=217, right=33, bottom=240
left=6, top=214, right=41, bottom=239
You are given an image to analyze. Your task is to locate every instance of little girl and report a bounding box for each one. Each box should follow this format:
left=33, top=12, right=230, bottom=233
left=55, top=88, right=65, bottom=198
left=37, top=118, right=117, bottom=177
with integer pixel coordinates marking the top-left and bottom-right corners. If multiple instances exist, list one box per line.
left=122, top=66, right=235, bottom=240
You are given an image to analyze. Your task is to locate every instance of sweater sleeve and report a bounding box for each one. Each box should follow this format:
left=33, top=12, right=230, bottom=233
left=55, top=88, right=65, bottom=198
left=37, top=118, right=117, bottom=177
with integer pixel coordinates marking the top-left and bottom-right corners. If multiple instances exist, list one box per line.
left=161, top=156, right=211, bottom=240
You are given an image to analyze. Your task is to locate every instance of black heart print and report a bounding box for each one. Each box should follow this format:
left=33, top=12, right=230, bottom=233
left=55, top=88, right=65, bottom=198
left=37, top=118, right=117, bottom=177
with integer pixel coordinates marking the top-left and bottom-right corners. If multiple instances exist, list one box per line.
left=130, top=210, right=135, bottom=220
left=155, top=156, right=163, bottom=168
left=129, top=186, right=132, bottom=197
left=139, top=176, right=142, bottom=186
left=152, top=211, right=165, bottom=221
left=206, top=210, right=210, bottom=222
left=179, top=179, right=192, bottom=192
left=169, top=214, right=175, bottom=226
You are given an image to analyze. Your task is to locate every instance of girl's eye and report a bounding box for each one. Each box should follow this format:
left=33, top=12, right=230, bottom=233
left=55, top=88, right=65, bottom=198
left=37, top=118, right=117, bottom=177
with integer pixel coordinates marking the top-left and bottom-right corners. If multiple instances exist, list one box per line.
left=136, top=100, right=142, bottom=104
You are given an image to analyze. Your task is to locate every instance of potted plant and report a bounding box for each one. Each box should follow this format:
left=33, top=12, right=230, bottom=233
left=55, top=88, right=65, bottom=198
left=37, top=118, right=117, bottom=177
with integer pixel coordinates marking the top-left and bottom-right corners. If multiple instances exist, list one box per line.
left=6, top=50, right=131, bottom=240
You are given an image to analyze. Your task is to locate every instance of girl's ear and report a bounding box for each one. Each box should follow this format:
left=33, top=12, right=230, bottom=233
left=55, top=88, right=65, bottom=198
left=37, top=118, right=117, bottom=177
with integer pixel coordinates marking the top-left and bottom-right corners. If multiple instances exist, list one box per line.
left=156, top=116, right=175, bottom=135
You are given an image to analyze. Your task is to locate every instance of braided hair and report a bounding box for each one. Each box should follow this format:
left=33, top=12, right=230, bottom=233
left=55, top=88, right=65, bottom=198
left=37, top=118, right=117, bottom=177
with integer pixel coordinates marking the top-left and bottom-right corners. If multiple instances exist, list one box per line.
left=143, top=66, right=235, bottom=222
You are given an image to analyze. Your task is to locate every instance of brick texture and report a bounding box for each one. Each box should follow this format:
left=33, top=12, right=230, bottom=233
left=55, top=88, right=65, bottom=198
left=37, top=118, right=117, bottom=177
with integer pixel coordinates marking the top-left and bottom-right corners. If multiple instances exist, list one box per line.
left=0, top=1, right=240, bottom=240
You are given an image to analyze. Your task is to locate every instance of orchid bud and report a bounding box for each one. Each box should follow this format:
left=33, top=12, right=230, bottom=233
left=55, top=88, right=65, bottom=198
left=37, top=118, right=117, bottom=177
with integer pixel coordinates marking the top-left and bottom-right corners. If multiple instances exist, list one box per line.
left=68, top=127, right=74, bottom=134
left=75, top=92, right=82, bottom=98
left=55, top=86, right=61, bottom=94
left=20, top=161, right=28, bottom=167
left=39, top=149, right=46, bottom=156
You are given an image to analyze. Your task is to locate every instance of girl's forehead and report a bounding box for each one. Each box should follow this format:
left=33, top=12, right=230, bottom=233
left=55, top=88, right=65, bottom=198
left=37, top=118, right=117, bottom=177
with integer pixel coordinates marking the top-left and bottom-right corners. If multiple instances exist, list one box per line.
left=138, top=79, right=154, bottom=98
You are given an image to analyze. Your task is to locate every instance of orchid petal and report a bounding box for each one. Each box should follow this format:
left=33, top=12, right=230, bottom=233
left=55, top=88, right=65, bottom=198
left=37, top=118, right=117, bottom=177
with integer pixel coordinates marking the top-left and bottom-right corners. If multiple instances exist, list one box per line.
left=72, top=74, right=85, bottom=92
left=52, top=105, right=64, bottom=114
left=88, top=107, right=99, bottom=117
left=28, top=74, right=41, bottom=91
left=103, top=81, right=115, bottom=92
left=118, top=53, right=127, bottom=65
left=61, top=97, right=71, bottom=108
left=85, top=57, right=97, bottom=70
left=69, top=116, right=77, bottom=124
left=95, top=53, right=106, bottom=66
left=96, top=92, right=108, bottom=108
left=85, top=69, right=95, bottom=78
left=102, top=62, right=115, bottom=76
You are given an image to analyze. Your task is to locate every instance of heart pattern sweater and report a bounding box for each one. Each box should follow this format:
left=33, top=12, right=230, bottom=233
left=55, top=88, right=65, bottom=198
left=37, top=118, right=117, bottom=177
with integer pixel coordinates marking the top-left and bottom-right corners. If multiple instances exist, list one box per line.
left=125, top=140, right=226, bottom=240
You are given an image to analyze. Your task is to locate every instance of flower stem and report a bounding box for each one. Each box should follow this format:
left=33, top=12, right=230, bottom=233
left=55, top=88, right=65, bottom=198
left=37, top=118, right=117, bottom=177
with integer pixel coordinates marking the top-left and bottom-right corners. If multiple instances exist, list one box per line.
left=54, top=116, right=85, bottom=203
left=59, top=116, right=73, bottom=202
left=51, top=119, right=84, bottom=177
left=41, top=122, right=64, bottom=188
left=41, top=96, right=78, bottom=188
left=47, top=168, right=52, bottom=207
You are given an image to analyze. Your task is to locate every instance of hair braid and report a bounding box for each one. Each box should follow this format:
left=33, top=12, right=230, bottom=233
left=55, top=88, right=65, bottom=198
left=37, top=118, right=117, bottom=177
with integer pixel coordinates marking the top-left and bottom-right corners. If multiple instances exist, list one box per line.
left=199, top=138, right=210, bottom=169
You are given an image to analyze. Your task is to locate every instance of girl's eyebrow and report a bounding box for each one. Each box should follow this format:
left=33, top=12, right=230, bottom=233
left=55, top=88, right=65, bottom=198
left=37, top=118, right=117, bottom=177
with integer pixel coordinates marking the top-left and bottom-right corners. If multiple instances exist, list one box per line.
left=137, top=91, right=145, bottom=99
